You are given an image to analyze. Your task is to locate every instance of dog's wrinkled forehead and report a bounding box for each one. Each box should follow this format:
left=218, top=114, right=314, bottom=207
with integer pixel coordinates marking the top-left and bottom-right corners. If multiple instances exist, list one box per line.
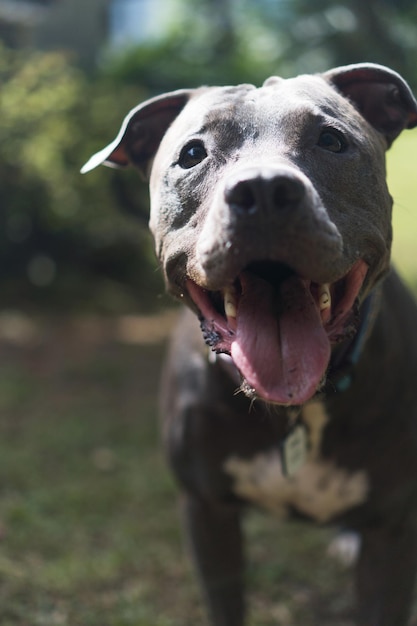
left=161, top=75, right=366, bottom=150
left=161, top=84, right=258, bottom=141
left=81, top=63, right=417, bottom=177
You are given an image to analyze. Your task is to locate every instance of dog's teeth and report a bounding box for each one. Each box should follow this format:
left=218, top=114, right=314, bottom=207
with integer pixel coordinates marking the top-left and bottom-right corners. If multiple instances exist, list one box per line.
left=224, top=287, right=237, bottom=319
left=319, top=284, right=331, bottom=311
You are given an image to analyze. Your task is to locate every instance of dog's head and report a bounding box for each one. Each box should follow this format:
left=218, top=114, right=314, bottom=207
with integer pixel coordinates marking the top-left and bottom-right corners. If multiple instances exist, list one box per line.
left=83, top=63, right=417, bottom=405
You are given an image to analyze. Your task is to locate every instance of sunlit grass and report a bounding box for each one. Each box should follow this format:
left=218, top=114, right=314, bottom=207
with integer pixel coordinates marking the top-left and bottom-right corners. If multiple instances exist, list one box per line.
left=388, top=132, right=417, bottom=289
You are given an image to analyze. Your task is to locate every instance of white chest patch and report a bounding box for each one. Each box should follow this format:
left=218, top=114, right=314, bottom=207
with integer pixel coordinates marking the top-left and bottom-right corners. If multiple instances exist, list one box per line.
left=224, top=401, right=369, bottom=523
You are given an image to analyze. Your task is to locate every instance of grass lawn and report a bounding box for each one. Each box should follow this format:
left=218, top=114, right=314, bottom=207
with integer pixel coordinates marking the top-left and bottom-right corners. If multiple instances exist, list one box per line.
left=0, top=134, right=416, bottom=625
left=388, top=132, right=417, bottom=286
left=0, top=314, right=357, bottom=626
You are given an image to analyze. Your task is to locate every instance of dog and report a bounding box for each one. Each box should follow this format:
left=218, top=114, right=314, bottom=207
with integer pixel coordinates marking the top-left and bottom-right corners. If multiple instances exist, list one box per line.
left=82, top=63, right=417, bottom=625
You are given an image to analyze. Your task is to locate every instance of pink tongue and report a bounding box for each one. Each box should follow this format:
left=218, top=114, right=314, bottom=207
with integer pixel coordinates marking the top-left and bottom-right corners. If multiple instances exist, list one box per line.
left=231, top=273, right=331, bottom=405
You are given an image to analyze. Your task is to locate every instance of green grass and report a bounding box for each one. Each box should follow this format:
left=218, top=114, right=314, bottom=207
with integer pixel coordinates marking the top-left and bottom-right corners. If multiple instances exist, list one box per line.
left=0, top=332, right=199, bottom=626
left=1, top=315, right=415, bottom=626
left=0, top=319, right=355, bottom=626
left=388, top=132, right=417, bottom=287
left=0, top=135, right=417, bottom=625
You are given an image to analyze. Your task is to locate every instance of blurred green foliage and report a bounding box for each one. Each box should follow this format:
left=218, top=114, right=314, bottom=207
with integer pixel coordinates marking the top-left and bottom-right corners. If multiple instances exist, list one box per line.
left=1, top=0, right=417, bottom=312
left=102, top=0, right=417, bottom=89
left=0, top=45, right=160, bottom=313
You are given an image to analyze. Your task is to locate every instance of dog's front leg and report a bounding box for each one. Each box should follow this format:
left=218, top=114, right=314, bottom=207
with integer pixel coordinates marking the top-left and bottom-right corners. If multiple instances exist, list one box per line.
left=355, top=524, right=417, bottom=626
left=182, top=493, right=245, bottom=626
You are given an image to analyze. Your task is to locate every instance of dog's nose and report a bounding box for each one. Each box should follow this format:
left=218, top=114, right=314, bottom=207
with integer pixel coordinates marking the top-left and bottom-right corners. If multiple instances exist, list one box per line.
left=224, top=170, right=305, bottom=216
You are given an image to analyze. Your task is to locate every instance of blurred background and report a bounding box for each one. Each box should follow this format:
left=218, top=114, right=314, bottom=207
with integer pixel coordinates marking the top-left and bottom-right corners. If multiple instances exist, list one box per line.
left=1, top=0, right=417, bottom=313
left=1, top=1, right=417, bottom=625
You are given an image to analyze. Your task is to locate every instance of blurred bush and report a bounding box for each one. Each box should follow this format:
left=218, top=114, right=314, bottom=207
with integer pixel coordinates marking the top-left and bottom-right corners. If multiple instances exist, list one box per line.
left=0, top=44, right=161, bottom=314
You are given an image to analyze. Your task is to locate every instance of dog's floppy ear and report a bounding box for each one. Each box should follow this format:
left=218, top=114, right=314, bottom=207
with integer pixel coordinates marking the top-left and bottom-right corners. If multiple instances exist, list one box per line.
left=81, top=89, right=193, bottom=177
left=324, top=63, right=417, bottom=146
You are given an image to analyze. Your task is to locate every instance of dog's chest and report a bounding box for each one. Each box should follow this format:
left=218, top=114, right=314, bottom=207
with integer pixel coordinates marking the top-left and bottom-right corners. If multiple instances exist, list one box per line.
left=224, top=401, right=369, bottom=522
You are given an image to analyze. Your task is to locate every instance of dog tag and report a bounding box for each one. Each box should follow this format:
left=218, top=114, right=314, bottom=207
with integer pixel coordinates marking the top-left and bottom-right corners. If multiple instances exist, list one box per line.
left=280, top=423, right=307, bottom=477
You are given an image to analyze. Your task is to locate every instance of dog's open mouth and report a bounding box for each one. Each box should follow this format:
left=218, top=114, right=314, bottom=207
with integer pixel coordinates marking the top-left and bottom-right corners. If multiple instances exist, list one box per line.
left=186, top=259, right=368, bottom=405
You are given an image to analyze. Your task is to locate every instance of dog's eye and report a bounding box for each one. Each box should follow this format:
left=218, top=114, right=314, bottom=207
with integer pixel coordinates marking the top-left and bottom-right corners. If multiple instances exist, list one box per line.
left=178, top=142, right=207, bottom=169
left=317, top=130, right=347, bottom=153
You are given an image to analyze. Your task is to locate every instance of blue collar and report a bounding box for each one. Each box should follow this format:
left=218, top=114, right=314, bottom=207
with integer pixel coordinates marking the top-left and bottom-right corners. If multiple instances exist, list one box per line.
left=327, top=288, right=381, bottom=393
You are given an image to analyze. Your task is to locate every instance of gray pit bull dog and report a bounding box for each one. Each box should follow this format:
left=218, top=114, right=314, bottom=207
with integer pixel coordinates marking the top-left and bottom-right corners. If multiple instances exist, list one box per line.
left=83, top=64, right=417, bottom=625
